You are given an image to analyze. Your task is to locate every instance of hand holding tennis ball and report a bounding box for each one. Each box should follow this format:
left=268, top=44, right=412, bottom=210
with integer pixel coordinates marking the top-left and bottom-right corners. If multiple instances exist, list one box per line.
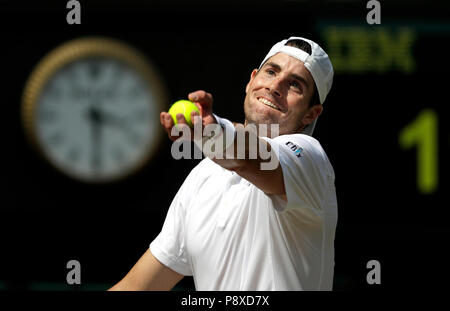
left=160, top=90, right=217, bottom=141
left=168, top=100, right=200, bottom=128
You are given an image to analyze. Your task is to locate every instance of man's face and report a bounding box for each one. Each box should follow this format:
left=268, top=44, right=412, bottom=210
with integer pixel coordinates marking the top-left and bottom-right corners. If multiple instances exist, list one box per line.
left=243, top=52, right=322, bottom=135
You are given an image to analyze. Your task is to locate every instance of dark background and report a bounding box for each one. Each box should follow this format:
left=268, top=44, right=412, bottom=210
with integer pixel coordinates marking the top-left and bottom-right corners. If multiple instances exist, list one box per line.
left=1, top=0, right=449, bottom=291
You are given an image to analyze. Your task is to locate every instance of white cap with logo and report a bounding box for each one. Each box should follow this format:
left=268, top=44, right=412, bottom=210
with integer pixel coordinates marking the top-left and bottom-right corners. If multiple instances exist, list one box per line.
left=259, top=36, right=334, bottom=136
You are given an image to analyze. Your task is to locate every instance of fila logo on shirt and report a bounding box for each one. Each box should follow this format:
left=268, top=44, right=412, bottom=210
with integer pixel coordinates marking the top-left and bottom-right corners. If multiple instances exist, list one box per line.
left=286, top=141, right=304, bottom=158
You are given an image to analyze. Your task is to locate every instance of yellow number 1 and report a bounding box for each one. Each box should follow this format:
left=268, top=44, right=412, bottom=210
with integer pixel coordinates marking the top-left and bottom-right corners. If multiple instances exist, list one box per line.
left=399, top=109, right=438, bottom=194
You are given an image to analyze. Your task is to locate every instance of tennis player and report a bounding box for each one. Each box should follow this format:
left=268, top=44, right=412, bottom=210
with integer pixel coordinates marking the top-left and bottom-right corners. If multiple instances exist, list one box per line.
left=109, top=36, right=338, bottom=291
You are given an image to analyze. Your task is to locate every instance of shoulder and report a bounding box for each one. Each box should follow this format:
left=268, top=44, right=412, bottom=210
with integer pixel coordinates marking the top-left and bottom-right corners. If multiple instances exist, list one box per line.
left=273, top=134, right=326, bottom=159
left=186, top=157, right=226, bottom=181
left=271, top=134, right=334, bottom=177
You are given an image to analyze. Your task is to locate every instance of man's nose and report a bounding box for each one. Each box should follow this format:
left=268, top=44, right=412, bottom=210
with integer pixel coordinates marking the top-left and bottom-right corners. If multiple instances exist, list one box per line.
left=266, top=78, right=283, bottom=97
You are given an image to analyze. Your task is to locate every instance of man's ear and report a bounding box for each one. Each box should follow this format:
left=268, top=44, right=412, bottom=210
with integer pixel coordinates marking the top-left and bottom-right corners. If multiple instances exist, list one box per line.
left=302, top=105, right=323, bottom=125
left=245, top=69, right=259, bottom=93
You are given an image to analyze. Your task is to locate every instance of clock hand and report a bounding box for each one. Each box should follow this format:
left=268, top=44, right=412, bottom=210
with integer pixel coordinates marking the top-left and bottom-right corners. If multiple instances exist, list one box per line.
left=100, top=110, right=131, bottom=130
left=87, top=106, right=103, bottom=173
left=100, top=110, right=141, bottom=144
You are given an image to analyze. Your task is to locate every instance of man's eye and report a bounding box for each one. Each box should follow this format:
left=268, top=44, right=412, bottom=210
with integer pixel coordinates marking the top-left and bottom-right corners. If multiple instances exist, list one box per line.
left=266, top=69, right=276, bottom=75
left=290, top=81, right=300, bottom=88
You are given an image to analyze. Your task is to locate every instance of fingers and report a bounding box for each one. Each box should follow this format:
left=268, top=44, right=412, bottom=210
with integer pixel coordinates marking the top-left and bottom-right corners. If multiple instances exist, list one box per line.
left=160, top=111, right=193, bottom=141
left=160, top=111, right=173, bottom=127
left=188, top=90, right=213, bottom=104
left=188, top=90, right=213, bottom=115
left=160, top=97, right=211, bottom=142
left=191, top=111, right=202, bottom=128
left=160, top=112, right=174, bottom=140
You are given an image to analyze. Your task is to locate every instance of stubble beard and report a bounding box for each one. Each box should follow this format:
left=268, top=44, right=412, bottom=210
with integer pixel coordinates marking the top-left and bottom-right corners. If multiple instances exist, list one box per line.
left=243, top=100, right=304, bottom=137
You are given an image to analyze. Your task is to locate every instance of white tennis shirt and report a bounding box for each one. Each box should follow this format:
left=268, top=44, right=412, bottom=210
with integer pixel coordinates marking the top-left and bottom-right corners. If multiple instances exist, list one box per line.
left=150, top=133, right=338, bottom=290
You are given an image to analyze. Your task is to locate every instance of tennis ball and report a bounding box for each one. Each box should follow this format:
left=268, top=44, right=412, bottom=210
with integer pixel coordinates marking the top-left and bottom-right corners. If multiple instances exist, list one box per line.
left=168, top=100, right=200, bottom=128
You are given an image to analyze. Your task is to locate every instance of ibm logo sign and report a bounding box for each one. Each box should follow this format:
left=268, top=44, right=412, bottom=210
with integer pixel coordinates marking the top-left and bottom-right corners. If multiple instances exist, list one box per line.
left=285, top=141, right=304, bottom=158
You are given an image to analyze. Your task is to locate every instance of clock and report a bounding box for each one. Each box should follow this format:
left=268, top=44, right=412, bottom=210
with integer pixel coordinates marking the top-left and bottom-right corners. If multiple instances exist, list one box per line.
left=21, top=37, right=168, bottom=183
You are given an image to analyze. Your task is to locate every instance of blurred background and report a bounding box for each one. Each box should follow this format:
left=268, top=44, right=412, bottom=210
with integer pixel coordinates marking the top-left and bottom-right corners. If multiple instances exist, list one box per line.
left=1, top=0, right=449, bottom=291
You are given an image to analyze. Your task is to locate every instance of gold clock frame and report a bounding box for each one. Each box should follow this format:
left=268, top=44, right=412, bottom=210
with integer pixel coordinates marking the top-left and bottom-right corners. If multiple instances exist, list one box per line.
left=21, top=36, right=168, bottom=184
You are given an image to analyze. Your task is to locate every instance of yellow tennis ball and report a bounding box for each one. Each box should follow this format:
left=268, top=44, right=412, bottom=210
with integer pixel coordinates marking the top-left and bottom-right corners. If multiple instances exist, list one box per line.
left=168, top=100, right=200, bottom=127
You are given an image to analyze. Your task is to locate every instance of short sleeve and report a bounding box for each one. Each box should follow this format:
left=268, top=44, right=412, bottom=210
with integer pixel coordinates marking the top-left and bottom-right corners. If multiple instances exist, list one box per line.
left=261, top=134, right=334, bottom=214
left=149, top=167, right=200, bottom=276
left=150, top=187, right=192, bottom=275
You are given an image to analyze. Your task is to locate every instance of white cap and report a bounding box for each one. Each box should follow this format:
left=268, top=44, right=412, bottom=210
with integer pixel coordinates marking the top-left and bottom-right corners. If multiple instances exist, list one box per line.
left=259, top=36, right=333, bottom=136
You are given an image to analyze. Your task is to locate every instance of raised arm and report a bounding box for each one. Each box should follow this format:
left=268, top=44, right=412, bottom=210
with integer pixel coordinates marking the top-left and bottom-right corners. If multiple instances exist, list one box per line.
left=108, top=249, right=184, bottom=291
left=160, top=90, right=286, bottom=198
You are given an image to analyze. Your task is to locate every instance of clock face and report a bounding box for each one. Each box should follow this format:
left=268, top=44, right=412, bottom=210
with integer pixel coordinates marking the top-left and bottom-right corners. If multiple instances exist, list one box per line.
left=23, top=38, right=166, bottom=183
